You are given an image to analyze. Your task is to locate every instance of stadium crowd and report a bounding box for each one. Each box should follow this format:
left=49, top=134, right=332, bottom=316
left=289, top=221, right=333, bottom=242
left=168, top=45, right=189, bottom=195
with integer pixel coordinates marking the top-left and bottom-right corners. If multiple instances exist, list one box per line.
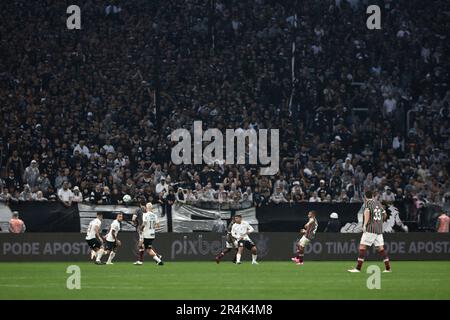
left=0, top=0, right=449, bottom=211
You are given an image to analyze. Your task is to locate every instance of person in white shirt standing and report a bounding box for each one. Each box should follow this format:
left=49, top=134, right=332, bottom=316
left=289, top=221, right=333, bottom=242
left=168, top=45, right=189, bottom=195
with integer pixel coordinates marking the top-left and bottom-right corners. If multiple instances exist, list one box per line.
left=231, top=214, right=258, bottom=265
left=58, top=181, right=73, bottom=207
left=141, top=203, right=164, bottom=266
left=85, top=212, right=105, bottom=265
left=104, top=213, right=123, bottom=265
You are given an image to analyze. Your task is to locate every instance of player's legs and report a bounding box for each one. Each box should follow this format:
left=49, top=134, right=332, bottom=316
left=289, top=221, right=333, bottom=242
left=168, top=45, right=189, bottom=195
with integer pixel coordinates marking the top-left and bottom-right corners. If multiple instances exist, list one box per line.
left=89, top=239, right=105, bottom=264
left=375, top=234, right=390, bottom=272
left=296, top=245, right=305, bottom=265
left=105, top=241, right=117, bottom=264
left=349, top=232, right=375, bottom=272
left=216, top=241, right=237, bottom=263
left=146, top=248, right=163, bottom=264
left=144, top=239, right=163, bottom=265
left=134, top=240, right=145, bottom=265
left=292, top=236, right=309, bottom=265
left=250, top=245, right=258, bottom=264
left=235, top=246, right=244, bottom=264
left=355, top=243, right=367, bottom=271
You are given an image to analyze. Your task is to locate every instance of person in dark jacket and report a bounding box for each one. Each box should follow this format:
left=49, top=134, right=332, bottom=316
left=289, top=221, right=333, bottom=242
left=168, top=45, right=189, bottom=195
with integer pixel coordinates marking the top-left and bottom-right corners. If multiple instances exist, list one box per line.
left=324, top=212, right=341, bottom=232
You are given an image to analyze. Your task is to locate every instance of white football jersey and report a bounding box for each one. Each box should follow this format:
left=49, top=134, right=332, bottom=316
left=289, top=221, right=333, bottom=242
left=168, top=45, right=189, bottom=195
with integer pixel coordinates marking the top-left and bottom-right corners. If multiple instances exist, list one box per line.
left=85, top=218, right=102, bottom=240
left=231, top=221, right=254, bottom=241
left=143, top=212, right=158, bottom=239
left=106, top=219, right=121, bottom=242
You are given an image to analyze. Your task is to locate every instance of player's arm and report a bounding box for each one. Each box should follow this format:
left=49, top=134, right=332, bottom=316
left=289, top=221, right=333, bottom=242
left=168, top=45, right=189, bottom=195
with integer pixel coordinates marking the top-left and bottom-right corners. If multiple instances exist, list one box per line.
left=301, top=218, right=314, bottom=233
left=132, top=211, right=138, bottom=226
left=363, top=208, right=370, bottom=232
left=95, top=225, right=103, bottom=243
left=246, top=223, right=254, bottom=235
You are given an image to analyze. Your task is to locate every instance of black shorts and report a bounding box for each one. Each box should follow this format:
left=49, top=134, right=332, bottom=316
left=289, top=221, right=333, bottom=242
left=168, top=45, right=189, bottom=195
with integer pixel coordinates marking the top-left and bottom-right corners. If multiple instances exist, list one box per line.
left=143, top=238, right=154, bottom=249
left=86, top=238, right=101, bottom=250
left=238, top=239, right=255, bottom=250
left=105, top=240, right=117, bottom=251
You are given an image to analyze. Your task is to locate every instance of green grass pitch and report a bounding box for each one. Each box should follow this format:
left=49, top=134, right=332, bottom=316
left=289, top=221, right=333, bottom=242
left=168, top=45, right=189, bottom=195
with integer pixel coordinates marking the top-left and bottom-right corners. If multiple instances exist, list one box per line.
left=0, top=261, right=449, bottom=299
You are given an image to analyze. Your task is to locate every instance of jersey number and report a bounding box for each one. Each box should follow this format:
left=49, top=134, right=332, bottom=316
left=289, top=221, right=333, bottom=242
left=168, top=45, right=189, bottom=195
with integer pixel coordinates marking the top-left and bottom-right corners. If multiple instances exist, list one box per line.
left=373, top=207, right=382, bottom=221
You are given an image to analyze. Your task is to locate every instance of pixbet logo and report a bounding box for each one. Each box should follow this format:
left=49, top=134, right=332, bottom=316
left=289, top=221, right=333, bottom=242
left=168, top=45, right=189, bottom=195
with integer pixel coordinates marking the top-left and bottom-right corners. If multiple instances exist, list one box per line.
left=171, top=235, right=224, bottom=259
left=171, top=121, right=279, bottom=175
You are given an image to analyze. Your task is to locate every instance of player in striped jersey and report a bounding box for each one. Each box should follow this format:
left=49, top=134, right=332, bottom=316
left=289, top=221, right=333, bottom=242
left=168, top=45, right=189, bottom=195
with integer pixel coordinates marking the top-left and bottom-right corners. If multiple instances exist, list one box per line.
left=215, top=216, right=238, bottom=264
left=348, top=190, right=391, bottom=273
left=132, top=199, right=146, bottom=265
left=291, top=211, right=318, bottom=265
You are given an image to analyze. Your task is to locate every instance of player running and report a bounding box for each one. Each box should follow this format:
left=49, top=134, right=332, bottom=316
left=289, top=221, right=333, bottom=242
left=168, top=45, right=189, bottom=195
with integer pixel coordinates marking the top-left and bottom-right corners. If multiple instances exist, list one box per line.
left=231, top=215, right=258, bottom=265
left=215, top=216, right=238, bottom=264
left=291, top=210, right=318, bottom=265
left=104, top=212, right=123, bottom=265
left=85, top=212, right=105, bottom=265
left=132, top=200, right=146, bottom=265
left=348, top=190, right=391, bottom=273
left=141, top=203, right=164, bottom=266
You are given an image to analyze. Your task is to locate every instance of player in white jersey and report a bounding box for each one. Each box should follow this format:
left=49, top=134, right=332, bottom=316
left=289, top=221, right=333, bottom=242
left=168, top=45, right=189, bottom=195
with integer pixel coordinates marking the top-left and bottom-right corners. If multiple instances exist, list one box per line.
left=141, top=203, right=164, bottom=265
left=104, top=213, right=123, bottom=265
left=231, top=215, right=258, bottom=265
left=85, top=212, right=105, bottom=265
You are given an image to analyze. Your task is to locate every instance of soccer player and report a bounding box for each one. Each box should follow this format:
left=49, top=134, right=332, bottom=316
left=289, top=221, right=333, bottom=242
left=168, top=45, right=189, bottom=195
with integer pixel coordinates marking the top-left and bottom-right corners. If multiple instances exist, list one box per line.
left=104, top=212, right=123, bottom=265
left=132, top=200, right=146, bottom=265
left=291, top=210, right=318, bottom=265
left=231, top=215, right=258, bottom=265
left=215, top=216, right=238, bottom=263
left=85, top=212, right=105, bottom=265
left=141, top=202, right=164, bottom=265
left=348, top=190, right=391, bottom=273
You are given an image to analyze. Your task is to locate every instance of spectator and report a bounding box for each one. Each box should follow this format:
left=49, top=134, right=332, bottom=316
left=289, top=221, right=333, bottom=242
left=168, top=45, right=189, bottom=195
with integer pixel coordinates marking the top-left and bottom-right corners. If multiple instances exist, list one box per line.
left=436, top=212, right=449, bottom=233
left=270, top=186, right=288, bottom=204
left=58, top=181, right=74, bottom=207
left=19, top=184, right=33, bottom=201
left=72, top=186, right=83, bottom=203
left=381, top=186, right=396, bottom=203
left=33, top=190, right=48, bottom=201
left=23, top=160, right=40, bottom=189
left=308, top=191, right=321, bottom=203
left=9, top=211, right=26, bottom=233
left=324, top=212, right=341, bottom=232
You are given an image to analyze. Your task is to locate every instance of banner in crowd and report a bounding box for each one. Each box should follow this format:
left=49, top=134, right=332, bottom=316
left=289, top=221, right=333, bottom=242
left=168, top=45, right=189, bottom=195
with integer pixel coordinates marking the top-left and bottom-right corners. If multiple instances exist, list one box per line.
left=0, top=233, right=448, bottom=262
left=171, top=203, right=258, bottom=233
left=78, top=203, right=168, bottom=233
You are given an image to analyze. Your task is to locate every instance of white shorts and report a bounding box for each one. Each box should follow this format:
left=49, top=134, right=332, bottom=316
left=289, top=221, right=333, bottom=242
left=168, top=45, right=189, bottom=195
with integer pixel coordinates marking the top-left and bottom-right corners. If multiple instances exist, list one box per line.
left=226, top=240, right=238, bottom=249
left=360, top=232, right=384, bottom=247
left=298, top=236, right=310, bottom=247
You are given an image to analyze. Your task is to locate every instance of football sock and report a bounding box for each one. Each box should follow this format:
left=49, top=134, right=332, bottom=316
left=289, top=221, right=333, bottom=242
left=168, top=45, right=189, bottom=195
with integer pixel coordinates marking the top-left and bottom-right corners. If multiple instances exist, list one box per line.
left=296, top=246, right=305, bottom=261
left=107, top=251, right=115, bottom=263
left=356, top=248, right=366, bottom=270
left=217, top=252, right=225, bottom=259
left=252, top=254, right=257, bottom=263
left=153, top=255, right=161, bottom=263
left=96, top=248, right=104, bottom=262
left=236, top=253, right=241, bottom=263
left=138, top=249, right=144, bottom=262
left=378, top=249, right=391, bottom=271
